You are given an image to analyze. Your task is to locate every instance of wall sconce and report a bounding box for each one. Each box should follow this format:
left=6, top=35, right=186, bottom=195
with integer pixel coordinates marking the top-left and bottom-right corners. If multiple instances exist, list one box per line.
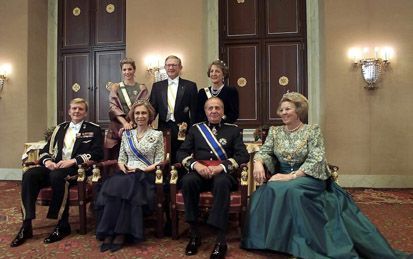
left=0, top=64, right=12, bottom=97
left=348, top=47, right=393, bottom=89
left=144, top=55, right=167, bottom=82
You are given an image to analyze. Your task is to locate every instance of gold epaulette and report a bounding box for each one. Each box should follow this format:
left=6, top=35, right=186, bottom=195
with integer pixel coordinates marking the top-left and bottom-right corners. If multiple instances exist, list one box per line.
left=85, top=121, right=101, bottom=128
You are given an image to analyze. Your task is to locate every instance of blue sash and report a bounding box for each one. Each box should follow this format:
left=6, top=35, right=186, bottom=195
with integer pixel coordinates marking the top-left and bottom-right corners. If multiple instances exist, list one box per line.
left=125, top=130, right=151, bottom=166
left=196, top=123, right=228, bottom=160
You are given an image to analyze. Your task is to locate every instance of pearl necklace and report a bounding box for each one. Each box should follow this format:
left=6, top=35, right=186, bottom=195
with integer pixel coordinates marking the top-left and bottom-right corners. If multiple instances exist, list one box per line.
left=285, top=122, right=303, bottom=133
left=210, top=85, right=224, bottom=97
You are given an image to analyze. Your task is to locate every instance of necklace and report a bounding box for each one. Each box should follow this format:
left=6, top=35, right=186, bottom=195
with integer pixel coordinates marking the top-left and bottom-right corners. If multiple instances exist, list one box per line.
left=210, top=85, right=224, bottom=97
left=285, top=122, right=303, bottom=133
left=136, top=128, right=148, bottom=140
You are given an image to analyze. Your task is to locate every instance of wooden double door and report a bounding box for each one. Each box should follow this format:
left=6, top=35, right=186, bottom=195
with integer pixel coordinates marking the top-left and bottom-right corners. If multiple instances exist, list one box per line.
left=57, top=0, right=126, bottom=128
left=219, top=0, right=307, bottom=127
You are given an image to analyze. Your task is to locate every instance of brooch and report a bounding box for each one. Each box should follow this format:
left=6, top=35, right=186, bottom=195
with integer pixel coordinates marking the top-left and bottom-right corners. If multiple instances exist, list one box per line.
left=219, top=138, right=227, bottom=145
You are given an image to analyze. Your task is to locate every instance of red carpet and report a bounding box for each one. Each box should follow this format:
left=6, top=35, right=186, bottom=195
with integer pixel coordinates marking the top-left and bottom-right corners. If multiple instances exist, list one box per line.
left=0, top=181, right=411, bottom=258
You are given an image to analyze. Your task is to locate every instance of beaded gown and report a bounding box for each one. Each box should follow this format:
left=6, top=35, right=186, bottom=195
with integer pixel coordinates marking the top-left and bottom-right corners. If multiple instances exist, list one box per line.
left=241, top=125, right=406, bottom=259
left=96, top=128, right=164, bottom=243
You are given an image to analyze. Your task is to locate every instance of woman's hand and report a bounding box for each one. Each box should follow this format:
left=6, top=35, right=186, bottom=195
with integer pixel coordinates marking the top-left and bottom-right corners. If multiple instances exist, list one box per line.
left=253, top=160, right=266, bottom=184
left=268, top=173, right=294, bottom=182
left=122, top=121, right=134, bottom=130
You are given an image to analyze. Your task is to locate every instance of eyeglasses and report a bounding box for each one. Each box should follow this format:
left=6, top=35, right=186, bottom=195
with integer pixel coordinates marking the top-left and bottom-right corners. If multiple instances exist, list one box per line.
left=165, top=64, right=180, bottom=68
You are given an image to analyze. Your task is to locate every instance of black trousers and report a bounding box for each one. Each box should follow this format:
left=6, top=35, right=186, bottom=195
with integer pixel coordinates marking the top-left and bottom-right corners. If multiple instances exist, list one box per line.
left=181, top=171, right=237, bottom=231
left=21, top=166, right=77, bottom=221
left=158, top=120, right=183, bottom=164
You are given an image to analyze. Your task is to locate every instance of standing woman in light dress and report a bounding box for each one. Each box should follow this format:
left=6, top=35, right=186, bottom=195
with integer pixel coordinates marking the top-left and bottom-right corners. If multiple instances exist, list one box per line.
left=196, top=60, right=239, bottom=123
left=95, top=100, right=164, bottom=253
left=105, top=58, right=148, bottom=159
left=241, top=92, right=406, bottom=259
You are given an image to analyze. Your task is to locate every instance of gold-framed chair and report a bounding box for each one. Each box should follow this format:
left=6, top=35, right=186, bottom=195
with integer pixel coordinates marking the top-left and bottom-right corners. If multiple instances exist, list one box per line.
left=169, top=162, right=249, bottom=240
left=91, top=129, right=172, bottom=238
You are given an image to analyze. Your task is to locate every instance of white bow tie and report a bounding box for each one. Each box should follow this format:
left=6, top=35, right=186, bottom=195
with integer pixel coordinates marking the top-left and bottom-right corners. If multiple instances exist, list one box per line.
left=69, top=122, right=81, bottom=131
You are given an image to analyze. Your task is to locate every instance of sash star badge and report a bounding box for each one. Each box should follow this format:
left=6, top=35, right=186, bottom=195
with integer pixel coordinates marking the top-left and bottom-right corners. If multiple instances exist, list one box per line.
left=219, top=138, right=227, bottom=145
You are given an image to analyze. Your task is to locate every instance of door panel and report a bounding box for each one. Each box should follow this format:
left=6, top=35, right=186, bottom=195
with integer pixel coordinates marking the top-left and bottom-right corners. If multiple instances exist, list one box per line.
left=95, top=50, right=125, bottom=126
left=266, top=42, right=304, bottom=122
left=266, top=0, right=300, bottom=36
left=62, top=0, right=90, bottom=48
left=95, top=0, right=125, bottom=45
left=225, top=44, right=259, bottom=126
left=224, top=0, right=258, bottom=38
left=62, top=54, right=90, bottom=122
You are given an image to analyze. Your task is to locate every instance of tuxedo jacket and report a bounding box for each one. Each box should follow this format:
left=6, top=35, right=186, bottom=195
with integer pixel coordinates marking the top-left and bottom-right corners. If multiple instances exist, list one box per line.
left=149, top=78, right=198, bottom=126
left=38, top=121, right=103, bottom=166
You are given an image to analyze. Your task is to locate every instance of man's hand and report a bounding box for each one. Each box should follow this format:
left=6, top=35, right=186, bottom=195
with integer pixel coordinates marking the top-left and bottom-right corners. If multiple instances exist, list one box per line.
left=56, top=159, right=76, bottom=169
left=194, top=162, right=212, bottom=179
left=207, top=165, right=223, bottom=177
left=44, top=160, right=57, bottom=170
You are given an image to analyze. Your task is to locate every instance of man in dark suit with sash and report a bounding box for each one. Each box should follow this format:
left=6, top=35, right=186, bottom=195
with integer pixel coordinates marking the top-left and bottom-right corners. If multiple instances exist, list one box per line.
left=10, top=98, right=103, bottom=247
left=176, top=97, right=249, bottom=258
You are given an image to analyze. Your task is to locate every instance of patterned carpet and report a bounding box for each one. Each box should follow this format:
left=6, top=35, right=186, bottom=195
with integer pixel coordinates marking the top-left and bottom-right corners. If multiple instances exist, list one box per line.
left=0, top=181, right=412, bottom=258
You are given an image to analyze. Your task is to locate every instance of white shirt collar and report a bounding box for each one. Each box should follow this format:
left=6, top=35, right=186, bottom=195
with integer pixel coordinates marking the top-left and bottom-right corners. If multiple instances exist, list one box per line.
left=69, top=121, right=83, bottom=131
left=168, top=77, right=179, bottom=86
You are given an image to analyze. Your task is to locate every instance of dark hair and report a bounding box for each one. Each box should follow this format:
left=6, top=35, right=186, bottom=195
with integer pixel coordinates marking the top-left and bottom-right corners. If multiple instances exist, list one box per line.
left=207, top=59, right=229, bottom=79
left=120, top=57, right=136, bottom=70
left=277, top=92, right=308, bottom=121
left=128, top=100, right=156, bottom=125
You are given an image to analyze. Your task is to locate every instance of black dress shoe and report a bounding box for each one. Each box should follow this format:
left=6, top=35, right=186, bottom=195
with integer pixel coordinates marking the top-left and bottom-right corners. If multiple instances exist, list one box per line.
left=110, top=243, right=123, bottom=253
left=210, top=243, right=227, bottom=259
left=10, top=226, right=33, bottom=247
left=185, top=236, right=201, bottom=256
left=100, top=242, right=112, bottom=252
left=43, top=224, right=71, bottom=244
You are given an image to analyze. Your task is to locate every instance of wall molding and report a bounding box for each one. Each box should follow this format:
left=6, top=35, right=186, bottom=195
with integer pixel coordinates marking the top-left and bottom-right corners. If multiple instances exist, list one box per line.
left=338, top=175, right=413, bottom=188
left=0, top=168, right=22, bottom=181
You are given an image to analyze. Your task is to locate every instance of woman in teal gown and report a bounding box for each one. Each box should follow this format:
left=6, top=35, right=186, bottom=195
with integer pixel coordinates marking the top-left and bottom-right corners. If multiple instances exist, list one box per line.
left=241, top=92, right=406, bottom=259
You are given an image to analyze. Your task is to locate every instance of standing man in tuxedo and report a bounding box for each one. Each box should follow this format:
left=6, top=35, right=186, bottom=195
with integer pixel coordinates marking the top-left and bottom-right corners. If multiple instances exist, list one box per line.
left=177, top=97, right=250, bottom=258
left=10, top=98, right=103, bottom=247
left=149, top=55, right=198, bottom=163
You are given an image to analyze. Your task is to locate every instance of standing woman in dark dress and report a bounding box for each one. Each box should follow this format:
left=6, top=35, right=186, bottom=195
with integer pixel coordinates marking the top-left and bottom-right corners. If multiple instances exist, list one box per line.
left=96, top=100, right=164, bottom=253
left=196, top=60, right=239, bottom=123
left=105, top=58, right=148, bottom=159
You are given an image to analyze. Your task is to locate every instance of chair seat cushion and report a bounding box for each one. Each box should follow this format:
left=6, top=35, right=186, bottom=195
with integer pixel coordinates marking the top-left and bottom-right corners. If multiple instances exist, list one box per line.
left=37, top=184, right=93, bottom=202
left=175, top=191, right=241, bottom=207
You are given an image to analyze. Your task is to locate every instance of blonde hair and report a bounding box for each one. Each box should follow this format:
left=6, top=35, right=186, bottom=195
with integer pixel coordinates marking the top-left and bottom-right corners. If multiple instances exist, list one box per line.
left=70, top=98, right=88, bottom=112
left=128, top=100, right=156, bottom=125
left=277, top=92, right=308, bottom=121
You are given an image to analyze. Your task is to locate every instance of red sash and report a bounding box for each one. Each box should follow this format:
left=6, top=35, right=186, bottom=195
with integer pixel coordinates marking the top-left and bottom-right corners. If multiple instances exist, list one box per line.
left=198, top=160, right=221, bottom=167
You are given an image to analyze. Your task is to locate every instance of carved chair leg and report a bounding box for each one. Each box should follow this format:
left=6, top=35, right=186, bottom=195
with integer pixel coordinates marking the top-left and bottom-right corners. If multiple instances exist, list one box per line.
left=77, top=182, right=87, bottom=235
left=156, top=184, right=164, bottom=238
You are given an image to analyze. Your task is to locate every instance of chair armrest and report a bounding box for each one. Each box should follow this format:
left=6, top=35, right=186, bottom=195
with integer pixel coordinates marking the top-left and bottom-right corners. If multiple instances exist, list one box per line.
left=328, top=164, right=339, bottom=182
left=170, top=163, right=182, bottom=185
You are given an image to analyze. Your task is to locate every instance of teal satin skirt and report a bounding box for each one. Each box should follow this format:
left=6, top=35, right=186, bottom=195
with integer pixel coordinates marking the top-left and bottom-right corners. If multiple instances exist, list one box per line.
left=241, top=177, right=406, bottom=259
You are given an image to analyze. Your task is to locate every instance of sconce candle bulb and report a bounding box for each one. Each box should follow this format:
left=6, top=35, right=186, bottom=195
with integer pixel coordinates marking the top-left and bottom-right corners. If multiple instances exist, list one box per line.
left=349, top=47, right=393, bottom=89
left=0, top=64, right=12, bottom=96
